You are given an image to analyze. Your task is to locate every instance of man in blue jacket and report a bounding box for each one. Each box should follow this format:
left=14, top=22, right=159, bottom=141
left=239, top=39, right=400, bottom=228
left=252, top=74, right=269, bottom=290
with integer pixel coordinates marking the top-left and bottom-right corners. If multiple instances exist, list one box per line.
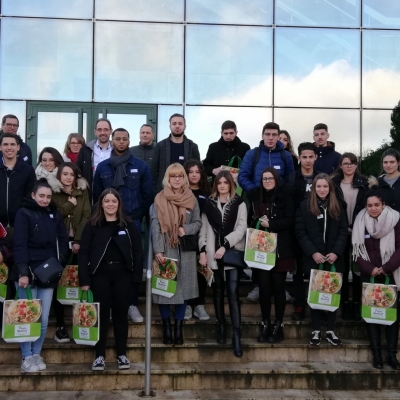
left=238, top=122, right=295, bottom=193
left=313, top=123, right=341, bottom=174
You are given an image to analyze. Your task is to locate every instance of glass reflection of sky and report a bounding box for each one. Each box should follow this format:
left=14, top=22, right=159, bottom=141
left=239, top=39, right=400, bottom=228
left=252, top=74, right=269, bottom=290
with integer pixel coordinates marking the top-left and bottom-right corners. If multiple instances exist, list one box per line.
left=363, top=1, right=400, bottom=29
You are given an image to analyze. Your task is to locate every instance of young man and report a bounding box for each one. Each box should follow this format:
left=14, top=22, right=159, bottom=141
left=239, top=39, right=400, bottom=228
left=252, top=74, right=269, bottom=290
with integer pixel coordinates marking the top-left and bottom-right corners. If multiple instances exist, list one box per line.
left=238, top=122, right=294, bottom=193
left=0, top=114, right=33, bottom=166
left=130, top=124, right=155, bottom=170
left=76, top=118, right=113, bottom=202
left=291, top=142, right=319, bottom=321
left=313, top=123, right=341, bottom=175
left=203, top=120, right=250, bottom=183
left=151, top=114, right=200, bottom=193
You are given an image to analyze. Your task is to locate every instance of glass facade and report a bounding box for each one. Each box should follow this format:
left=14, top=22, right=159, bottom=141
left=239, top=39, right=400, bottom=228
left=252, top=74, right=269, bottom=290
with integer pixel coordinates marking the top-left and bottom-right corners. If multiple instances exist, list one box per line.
left=0, top=0, right=399, bottom=160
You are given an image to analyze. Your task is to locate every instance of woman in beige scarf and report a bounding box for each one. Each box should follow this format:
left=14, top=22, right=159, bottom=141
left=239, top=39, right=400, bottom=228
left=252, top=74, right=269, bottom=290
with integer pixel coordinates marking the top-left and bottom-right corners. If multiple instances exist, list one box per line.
left=352, top=187, right=400, bottom=370
left=151, top=163, right=201, bottom=345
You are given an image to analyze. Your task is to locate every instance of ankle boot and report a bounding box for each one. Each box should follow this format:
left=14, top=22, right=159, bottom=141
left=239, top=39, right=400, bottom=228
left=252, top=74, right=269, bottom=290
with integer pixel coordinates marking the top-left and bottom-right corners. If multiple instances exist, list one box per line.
left=162, top=318, right=173, bottom=345
left=258, top=320, right=272, bottom=343
left=352, top=302, right=361, bottom=321
left=386, top=322, right=400, bottom=370
left=216, top=319, right=227, bottom=344
left=366, top=323, right=383, bottom=369
left=268, top=320, right=284, bottom=343
left=174, top=319, right=184, bottom=345
left=341, top=302, right=351, bottom=321
left=232, top=327, right=243, bottom=358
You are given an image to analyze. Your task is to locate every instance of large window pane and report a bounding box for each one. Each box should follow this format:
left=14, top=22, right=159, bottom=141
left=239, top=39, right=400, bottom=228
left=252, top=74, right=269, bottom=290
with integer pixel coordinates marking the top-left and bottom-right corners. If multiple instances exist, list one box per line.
left=276, top=0, right=360, bottom=27
left=363, top=1, right=400, bottom=29
left=186, top=25, right=272, bottom=106
left=94, top=22, right=183, bottom=104
left=157, top=105, right=184, bottom=142
left=0, top=18, right=92, bottom=101
left=275, top=28, right=360, bottom=108
left=186, top=0, right=273, bottom=25
left=0, top=101, right=26, bottom=140
left=274, top=108, right=360, bottom=155
left=2, top=0, right=93, bottom=19
left=362, top=110, right=392, bottom=154
left=363, top=31, right=400, bottom=108
left=185, top=106, right=272, bottom=159
left=96, top=0, right=184, bottom=22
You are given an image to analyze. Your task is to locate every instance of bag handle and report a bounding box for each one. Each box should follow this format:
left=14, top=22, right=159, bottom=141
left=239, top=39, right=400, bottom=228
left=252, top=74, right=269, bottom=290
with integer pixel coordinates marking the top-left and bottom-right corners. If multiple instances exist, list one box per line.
left=80, top=289, right=94, bottom=303
left=14, top=286, right=33, bottom=301
left=370, top=276, right=390, bottom=285
left=67, top=252, right=76, bottom=265
left=256, top=220, right=261, bottom=230
left=228, top=156, right=242, bottom=168
left=318, top=263, right=336, bottom=273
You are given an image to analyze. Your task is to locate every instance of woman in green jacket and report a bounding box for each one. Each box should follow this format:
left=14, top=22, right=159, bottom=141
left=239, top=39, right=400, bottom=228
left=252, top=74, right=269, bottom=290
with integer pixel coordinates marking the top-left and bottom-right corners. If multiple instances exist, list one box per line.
left=50, top=162, right=91, bottom=343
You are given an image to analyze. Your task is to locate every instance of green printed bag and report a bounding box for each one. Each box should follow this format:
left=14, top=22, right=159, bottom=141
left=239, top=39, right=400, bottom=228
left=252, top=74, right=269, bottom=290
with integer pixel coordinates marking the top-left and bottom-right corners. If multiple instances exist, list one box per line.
left=221, top=155, right=243, bottom=196
left=307, top=263, right=342, bottom=312
left=57, top=254, right=82, bottom=305
left=72, top=290, right=99, bottom=346
left=151, top=257, right=178, bottom=298
left=2, top=287, right=42, bottom=343
left=362, top=276, right=397, bottom=326
left=0, top=262, right=8, bottom=302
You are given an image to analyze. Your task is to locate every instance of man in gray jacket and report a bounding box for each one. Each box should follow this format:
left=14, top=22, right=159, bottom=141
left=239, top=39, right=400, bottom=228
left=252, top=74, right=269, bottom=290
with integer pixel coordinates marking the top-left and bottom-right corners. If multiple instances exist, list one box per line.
left=151, top=113, right=200, bottom=193
left=130, top=124, right=155, bottom=169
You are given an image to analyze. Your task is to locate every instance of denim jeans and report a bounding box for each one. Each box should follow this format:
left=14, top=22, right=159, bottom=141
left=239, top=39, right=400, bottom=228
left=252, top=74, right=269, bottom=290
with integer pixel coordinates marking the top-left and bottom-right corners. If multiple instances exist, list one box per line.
left=15, top=283, right=53, bottom=359
left=159, top=302, right=187, bottom=320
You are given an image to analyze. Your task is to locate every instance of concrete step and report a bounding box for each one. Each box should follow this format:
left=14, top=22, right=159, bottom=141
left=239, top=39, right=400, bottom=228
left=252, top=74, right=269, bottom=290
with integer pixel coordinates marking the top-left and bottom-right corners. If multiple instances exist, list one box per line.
left=0, top=338, right=377, bottom=365
left=0, top=361, right=399, bottom=391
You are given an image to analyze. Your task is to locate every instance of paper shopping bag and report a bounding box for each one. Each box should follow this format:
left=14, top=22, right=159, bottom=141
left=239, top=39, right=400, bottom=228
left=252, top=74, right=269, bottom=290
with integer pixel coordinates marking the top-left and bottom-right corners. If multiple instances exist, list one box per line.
left=151, top=257, right=178, bottom=298
left=57, top=256, right=82, bottom=304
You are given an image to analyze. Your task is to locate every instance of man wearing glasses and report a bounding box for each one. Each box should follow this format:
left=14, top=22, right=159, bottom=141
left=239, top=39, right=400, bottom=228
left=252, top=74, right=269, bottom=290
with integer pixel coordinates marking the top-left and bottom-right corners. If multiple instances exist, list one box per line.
left=0, top=114, right=32, bottom=166
left=77, top=118, right=113, bottom=202
left=313, top=123, right=341, bottom=175
left=238, top=122, right=295, bottom=193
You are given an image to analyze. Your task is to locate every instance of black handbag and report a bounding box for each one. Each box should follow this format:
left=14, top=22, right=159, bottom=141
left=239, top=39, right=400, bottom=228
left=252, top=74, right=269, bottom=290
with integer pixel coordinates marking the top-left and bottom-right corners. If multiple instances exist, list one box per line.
left=179, top=234, right=199, bottom=252
left=223, top=248, right=247, bottom=269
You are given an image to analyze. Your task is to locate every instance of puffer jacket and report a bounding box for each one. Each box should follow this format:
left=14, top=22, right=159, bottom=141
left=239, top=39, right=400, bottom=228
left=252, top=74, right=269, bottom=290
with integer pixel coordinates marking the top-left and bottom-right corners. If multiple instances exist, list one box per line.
left=313, top=141, right=341, bottom=175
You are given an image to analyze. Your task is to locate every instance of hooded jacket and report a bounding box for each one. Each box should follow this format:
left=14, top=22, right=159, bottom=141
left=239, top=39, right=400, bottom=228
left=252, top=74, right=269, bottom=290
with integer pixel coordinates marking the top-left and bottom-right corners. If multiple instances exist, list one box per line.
left=238, top=140, right=295, bottom=193
left=0, top=131, right=32, bottom=166
left=203, top=136, right=250, bottom=178
left=313, top=141, right=341, bottom=175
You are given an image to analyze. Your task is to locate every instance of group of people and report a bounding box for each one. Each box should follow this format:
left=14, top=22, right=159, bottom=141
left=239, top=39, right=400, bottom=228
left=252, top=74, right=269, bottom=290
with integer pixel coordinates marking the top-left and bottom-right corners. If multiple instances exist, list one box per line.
left=0, top=112, right=400, bottom=373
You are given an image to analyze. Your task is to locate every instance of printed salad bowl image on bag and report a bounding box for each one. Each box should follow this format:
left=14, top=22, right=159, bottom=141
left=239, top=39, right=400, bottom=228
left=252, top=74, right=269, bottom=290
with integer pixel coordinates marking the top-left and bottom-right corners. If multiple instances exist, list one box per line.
left=57, top=254, right=81, bottom=305
left=151, top=257, right=178, bottom=298
left=0, top=262, right=8, bottom=302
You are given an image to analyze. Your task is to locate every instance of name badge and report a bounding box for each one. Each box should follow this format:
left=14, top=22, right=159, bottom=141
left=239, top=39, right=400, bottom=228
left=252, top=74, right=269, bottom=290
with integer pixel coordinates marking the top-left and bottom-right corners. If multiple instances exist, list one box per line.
left=49, top=214, right=54, bottom=219
left=179, top=156, right=184, bottom=160
left=131, top=169, right=138, bottom=173
left=365, top=234, right=370, bottom=238
left=118, top=231, right=126, bottom=235
left=317, top=214, right=323, bottom=219
left=274, top=165, right=281, bottom=170
left=199, top=195, right=205, bottom=199
left=23, top=156, right=28, bottom=161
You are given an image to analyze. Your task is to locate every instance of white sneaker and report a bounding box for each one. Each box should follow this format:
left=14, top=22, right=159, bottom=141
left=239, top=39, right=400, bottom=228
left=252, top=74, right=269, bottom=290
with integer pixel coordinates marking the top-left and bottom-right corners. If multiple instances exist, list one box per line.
left=21, top=356, right=39, bottom=373
left=247, top=287, right=259, bottom=301
left=33, top=354, right=46, bottom=371
left=285, top=290, right=293, bottom=302
left=128, top=305, right=144, bottom=323
left=184, top=305, right=192, bottom=320
left=193, top=305, right=210, bottom=320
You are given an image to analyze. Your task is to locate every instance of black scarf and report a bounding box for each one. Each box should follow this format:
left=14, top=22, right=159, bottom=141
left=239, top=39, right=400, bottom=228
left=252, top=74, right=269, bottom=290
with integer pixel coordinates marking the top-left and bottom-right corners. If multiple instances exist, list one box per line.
left=109, top=149, right=131, bottom=189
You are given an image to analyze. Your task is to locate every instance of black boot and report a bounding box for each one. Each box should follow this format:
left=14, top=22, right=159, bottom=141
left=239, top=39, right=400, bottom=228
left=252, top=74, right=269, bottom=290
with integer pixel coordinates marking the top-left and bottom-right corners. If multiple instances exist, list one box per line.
left=268, top=320, right=284, bottom=343
left=232, top=327, right=243, bottom=358
left=366, top=323, right=383, bottom=369
left=341, top=302, right=351, bottom=321
left=386, top=321, right=400, bottom=370
left=174, top=319, right=184, bottom=345
left=162, top=318, right=173, bottom=345
left=352, top=302, right=361, bottom=321
left=226, top=269, right=242, bottom=358
left=257, top=320, right=272, bottom=343
left=213, top=273, right=226, bottom=344
left=216, top=319, right=227, bottom=344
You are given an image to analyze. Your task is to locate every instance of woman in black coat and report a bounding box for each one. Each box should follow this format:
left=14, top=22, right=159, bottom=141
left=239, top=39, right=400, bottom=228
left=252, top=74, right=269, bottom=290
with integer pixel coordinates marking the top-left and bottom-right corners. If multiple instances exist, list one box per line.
left=79, top=188, right=143, bottom=372
left=378, top=148, right=400, bottom=213
left=296, top=173, right=348, bottom=346
left=249, top=167, right=295, bottom=343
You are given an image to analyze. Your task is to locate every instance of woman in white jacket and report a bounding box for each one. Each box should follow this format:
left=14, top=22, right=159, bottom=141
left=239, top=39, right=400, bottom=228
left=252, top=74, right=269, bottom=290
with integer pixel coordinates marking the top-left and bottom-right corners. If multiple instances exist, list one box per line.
left=199, top=171, right=247, bottom=358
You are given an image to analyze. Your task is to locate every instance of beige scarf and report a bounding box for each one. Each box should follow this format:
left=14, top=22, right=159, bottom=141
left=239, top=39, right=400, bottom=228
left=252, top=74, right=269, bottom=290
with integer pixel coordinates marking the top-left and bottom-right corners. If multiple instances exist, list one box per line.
left=154, top=186, right=195, bottom=248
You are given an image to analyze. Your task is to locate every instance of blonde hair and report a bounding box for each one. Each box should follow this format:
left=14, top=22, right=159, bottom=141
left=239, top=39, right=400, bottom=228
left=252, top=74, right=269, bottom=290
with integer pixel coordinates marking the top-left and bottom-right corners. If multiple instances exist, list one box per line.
left=162, top=163, right=189, bottom=190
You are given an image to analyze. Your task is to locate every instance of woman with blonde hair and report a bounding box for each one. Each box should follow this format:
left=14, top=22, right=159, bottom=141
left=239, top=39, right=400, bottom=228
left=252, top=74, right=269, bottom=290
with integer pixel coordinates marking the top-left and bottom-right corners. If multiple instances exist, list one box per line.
left=151, top=163, right=201, bottom=345
left=63, top=133, right=85, bottom=164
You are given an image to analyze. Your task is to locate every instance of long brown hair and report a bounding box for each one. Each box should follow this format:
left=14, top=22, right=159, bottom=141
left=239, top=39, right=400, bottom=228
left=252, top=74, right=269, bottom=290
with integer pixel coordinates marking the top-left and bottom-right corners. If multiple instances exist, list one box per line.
left=211, top=170, right=236, bottom=198
left=309, top=173, right=341, bottom=219
left=90, top=188, right=130, bottom=227
left=184, top=159, right=211, bottom=196
left=56, top=162, right=82, bottom=189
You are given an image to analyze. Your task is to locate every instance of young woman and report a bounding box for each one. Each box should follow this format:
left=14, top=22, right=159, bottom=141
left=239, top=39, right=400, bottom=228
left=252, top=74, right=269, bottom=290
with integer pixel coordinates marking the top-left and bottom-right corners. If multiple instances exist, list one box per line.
left=249, top=167, right=295, bottom=343
left=51, top=162, right=91, bottom=343
left=35, top=147, right=65, bottom=192
left=279, top=130, right=298, bottom=171
left=352, top=188, right=400, bottom=370
left=12, top=179, right=69, bottom=373
left=151, top=163, right=201, bottom=346
left=199, top=171, right=247, bottom=358
left=378, top=148, right=400, bottom=213
left=79, top=188, right=143, bottom=371
left=295, top=173, right=348, bottom=346
left=184, top=160, right=212, bottom=321
left=331, top=153, right=369, bottom=320
left=63, top=133, right=85, bottom=164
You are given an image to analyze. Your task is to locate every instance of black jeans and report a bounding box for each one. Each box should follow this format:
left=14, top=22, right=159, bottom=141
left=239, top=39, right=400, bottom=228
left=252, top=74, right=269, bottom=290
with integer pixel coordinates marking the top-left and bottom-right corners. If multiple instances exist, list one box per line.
left=258, top=270, right=287, bottom=321
left=91, top=261, right=132, bottom=358
left=310, top=309, right=337, bottom=331
left=189, top=271, right=207, bottom=308
left=341, top=235, right=361, bottom=303
left=51, top=289, right=65, bottom=327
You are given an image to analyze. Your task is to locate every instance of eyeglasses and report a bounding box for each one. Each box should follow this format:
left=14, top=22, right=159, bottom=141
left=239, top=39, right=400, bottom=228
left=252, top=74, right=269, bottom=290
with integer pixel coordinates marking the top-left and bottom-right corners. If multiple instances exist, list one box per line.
left=4, top=123, right=19, bottom=128
left=341, top=163, right=357, bottom=167
left=263, top=133, right=279, bottom=137
left=170, top=175, right=184, bottom=180
left=96, top=128, right=111, bottom=133
left=262, top=177, right=275, bottom=182
left=70, top=141, right=82, bottom=146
